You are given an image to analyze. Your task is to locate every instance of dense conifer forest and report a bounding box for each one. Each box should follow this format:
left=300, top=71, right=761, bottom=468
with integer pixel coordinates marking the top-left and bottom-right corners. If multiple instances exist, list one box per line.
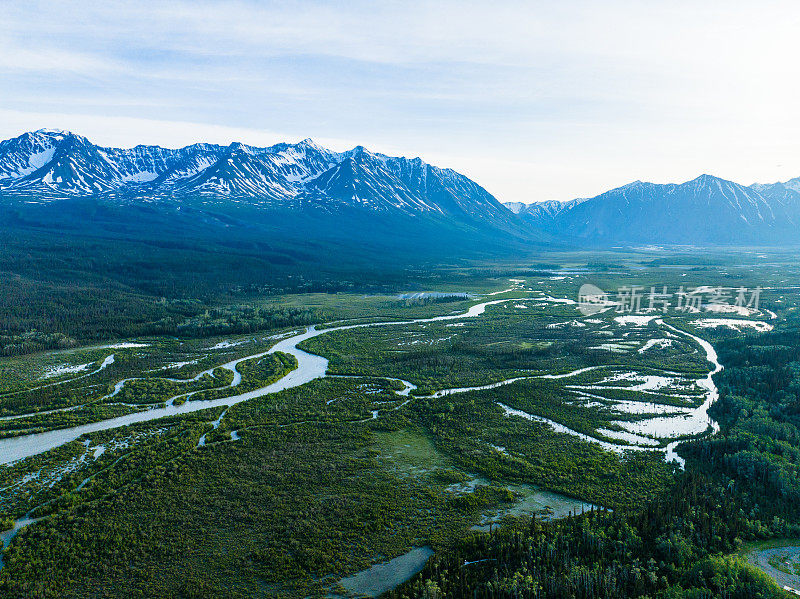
left=390, top=322, right=800, bottom=598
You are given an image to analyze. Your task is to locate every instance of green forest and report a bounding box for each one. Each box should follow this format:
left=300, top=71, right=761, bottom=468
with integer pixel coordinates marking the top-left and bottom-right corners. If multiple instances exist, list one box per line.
left=1, top=252, right=799, bottom=598
left=390, top=320, right=800, bottom=598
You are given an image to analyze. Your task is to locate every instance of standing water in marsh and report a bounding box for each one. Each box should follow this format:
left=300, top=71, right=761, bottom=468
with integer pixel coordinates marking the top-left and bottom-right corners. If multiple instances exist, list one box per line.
left=335, top=547, right=435, bottom=598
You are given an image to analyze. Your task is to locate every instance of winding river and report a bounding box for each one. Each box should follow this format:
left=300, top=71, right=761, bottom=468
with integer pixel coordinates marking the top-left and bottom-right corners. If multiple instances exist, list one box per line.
left=0, top=297, right=520, bottom=465
left=0, top=296, right=724, bottom=470
left=0, top=289, right=730, bottom=574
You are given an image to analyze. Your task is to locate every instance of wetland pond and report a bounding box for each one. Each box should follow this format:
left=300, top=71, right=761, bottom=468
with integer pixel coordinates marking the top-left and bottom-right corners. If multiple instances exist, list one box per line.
left=335, top=547, right=435, bottom=598
left=746, top=542, right=800, bottom=594
left=471, top=483, right=598, bottom=531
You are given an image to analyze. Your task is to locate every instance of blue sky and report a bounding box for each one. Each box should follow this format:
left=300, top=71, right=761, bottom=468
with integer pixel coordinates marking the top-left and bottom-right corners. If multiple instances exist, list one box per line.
left=3, top=0, right=800, bottom=202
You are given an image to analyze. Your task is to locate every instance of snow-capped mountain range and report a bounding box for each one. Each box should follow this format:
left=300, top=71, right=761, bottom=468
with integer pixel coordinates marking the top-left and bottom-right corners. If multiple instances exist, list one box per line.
left=0, top=129, right=510, bottom=225
left=5, top=129, right=800, bottom=245
left=507, top=198, right=586, bottom=221
left=505, top=174, right=800, bottom=244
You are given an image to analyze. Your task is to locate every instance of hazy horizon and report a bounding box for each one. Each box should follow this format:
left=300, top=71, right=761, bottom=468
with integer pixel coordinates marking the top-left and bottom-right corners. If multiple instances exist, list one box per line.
left=7, top=126, right=786, bottom=205
left=3, top=0, right=800, bottom=203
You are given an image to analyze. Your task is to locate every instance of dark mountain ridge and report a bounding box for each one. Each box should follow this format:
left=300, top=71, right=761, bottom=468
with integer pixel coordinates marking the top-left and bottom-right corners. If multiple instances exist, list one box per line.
left=0, top=130, right=520, bottom=232
left=0, top=130, right=546, bottom=297
left=507, top=174, right=800, bottom=245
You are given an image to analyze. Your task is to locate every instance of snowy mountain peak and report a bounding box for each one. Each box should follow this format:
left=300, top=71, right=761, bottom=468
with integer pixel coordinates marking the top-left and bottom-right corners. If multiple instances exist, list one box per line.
left=783, top=176, right=800, bottom=194
left=0, top=130, right=512, bottom=227
left=526, top=172, right=793, bottom=244
left=687, top=173, right=738, bottom=190
left=504, top=201, right=527, bottom=214
left=691, top=173, right=716, bottom=182
left=226, top=141, right=253, bottom=154
left=296, top=138, right=323, bottom=151
left=346, top=145, right=370, bottom=157
left=33, top=128, right=71, bottom=137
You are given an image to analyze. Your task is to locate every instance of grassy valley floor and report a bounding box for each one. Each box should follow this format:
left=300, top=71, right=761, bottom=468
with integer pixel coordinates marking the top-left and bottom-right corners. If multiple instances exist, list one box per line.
left=1, top=251, right=798, bottom=597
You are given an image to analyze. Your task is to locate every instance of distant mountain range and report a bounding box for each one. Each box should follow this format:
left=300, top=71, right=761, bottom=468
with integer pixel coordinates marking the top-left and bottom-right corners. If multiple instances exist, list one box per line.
left=0, top=129, right=544, bottom=271
left=3, top=129, right=800, bottom=247
left=0, top=129, right=514, bottom=227
left=510, top=198, right=586, bottom=224
left=505, top=174, right=800, bottom=245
